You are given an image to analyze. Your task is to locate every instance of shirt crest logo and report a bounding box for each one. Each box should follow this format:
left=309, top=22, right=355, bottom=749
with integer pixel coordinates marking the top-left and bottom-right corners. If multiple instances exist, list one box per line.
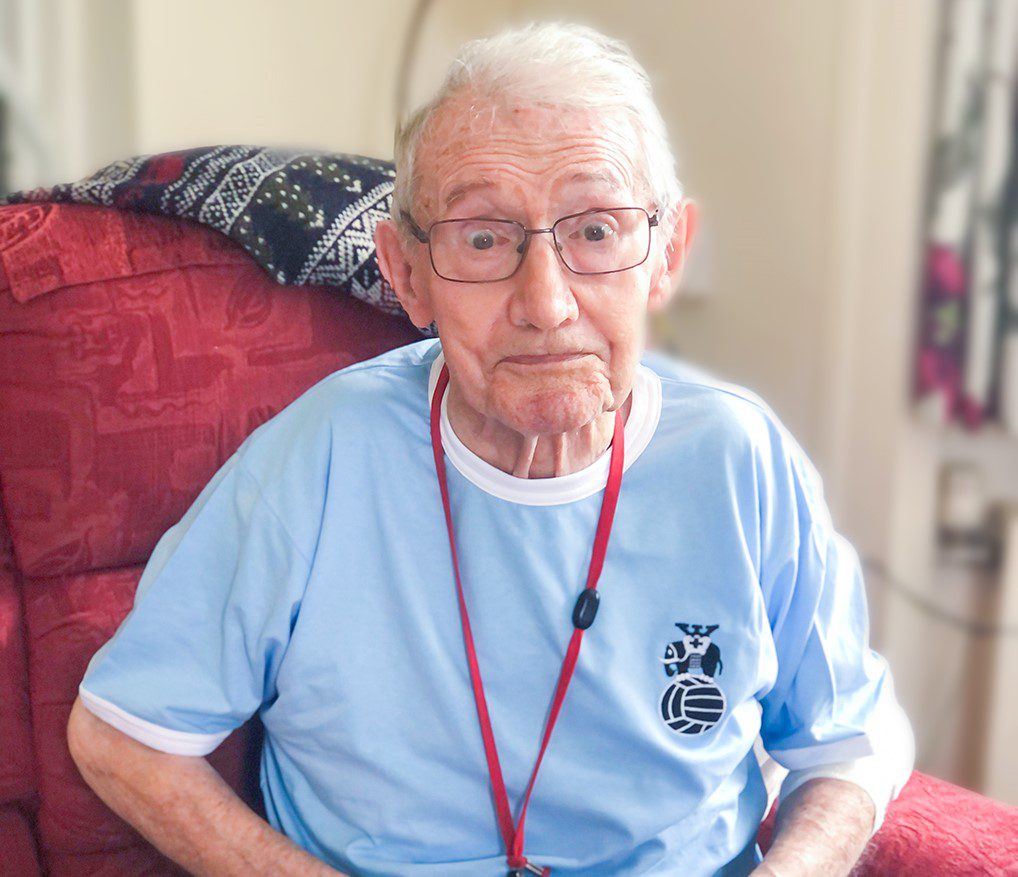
left=659, top=622, right=727, bottom=734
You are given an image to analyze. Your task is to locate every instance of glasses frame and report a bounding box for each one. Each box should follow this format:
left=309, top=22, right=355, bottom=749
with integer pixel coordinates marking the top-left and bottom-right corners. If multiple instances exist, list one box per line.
left=400, top=205, right=659, bottom=283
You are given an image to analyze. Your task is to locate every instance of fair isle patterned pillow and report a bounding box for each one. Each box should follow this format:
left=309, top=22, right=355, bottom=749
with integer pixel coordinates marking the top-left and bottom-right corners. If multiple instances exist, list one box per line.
left=1, top=145, right=435, bottom=336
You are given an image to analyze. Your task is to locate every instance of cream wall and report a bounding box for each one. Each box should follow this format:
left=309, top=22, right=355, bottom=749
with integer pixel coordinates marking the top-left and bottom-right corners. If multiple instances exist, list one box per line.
left=0, top=0, right=135, bottom=187
left=130, top=1, right=526, bottom=161
left=132, top=0, right=405, bottom=158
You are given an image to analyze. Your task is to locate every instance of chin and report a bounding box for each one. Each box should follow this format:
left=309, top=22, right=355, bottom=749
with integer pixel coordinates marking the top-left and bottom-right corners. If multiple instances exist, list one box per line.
left=492, top=383, right=609, bottom=436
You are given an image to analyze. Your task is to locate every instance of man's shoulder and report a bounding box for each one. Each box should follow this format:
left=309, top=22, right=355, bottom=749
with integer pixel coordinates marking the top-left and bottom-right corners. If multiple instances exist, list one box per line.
left=235, top=338, right=437, bottom=477
left=259, top=337, right=435, bottom=423
left=312, top=337, right=441, bottom=402
left=641, top=347, right=783, bottom=447
left=642, top=347, right=827, bottom=517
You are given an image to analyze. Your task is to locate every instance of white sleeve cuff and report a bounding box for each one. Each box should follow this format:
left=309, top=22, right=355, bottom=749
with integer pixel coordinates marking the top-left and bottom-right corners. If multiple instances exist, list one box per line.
left=78, top=684, right=231, bottom=756
left=775, top=700, right=915, bottom=839
left=765, top=732, right=876, bottom=770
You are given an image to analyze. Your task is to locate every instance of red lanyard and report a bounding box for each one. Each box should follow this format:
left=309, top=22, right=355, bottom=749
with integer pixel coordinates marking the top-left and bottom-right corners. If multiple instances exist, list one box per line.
left=429, top=362, right=626, bottom=877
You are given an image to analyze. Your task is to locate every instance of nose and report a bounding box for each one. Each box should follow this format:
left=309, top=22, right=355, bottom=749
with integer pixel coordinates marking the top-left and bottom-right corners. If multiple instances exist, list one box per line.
left=509, top=232, right=579, bottom=330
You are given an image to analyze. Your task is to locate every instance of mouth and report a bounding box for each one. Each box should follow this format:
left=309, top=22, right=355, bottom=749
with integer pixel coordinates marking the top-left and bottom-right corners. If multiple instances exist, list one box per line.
left=503, top=352, right=590, bottom=365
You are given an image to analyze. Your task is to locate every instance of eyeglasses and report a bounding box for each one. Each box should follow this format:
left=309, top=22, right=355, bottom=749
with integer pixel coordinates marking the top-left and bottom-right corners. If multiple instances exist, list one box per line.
left=400, top=206, right=659, bottom=283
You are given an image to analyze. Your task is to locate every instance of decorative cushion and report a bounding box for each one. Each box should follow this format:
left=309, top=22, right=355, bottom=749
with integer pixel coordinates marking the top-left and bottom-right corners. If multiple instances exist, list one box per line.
left=1, top=146, right=429, bottom=331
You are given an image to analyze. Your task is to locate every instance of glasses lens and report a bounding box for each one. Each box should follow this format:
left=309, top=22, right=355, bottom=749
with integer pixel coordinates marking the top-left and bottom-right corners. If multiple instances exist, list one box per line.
left=429, top=219, right=525, bottom=282
left=554, top=208, right=650, bottom=274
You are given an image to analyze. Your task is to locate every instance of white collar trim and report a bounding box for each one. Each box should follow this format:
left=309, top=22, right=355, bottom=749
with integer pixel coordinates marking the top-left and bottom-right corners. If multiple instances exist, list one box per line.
left=427, top=349, right=662, bottom=506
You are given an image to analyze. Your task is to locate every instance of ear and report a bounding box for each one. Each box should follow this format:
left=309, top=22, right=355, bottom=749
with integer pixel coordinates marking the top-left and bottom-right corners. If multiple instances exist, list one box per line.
left=374, top=218, right=436, bottom=329
left=648, top=198, right=700, bottom=314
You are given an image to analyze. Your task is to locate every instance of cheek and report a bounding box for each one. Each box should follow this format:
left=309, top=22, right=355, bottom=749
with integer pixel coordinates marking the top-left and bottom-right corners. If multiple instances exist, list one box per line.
left=433, top=282, right=499, bottom=326
left=591, top=292, right=647, bottom=349
left=439, top=340, right=492, bottom=403
left=588, top=273, right=651, bottom=317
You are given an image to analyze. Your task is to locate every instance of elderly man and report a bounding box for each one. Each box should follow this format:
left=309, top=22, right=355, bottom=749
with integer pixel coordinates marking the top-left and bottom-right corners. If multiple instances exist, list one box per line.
left=67, top=20, right=913, bottom=877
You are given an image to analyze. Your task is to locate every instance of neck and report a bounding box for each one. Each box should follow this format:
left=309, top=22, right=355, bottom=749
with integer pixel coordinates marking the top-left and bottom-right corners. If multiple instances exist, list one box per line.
left=444, top=381, right=634, bottom=479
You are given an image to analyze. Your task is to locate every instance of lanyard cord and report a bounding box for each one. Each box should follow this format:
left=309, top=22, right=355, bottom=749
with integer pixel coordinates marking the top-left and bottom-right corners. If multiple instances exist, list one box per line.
left=429, top=363, right=626, bottom=876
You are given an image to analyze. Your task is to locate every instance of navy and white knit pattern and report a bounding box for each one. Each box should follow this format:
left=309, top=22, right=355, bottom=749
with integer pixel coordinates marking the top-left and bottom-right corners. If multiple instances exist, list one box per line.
left=2, top=146, right=435, bottom=336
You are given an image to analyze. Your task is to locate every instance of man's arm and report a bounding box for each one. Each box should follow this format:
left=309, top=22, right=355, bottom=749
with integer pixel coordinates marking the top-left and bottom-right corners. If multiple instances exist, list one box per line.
left=67, top=696, right=344, bottom=877
left=752, top=777, right=874, bottom=877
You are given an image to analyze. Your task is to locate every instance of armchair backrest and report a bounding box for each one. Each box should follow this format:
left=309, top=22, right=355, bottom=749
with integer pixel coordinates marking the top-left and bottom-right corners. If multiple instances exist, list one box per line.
left=0, top=201, right=420, bottom=873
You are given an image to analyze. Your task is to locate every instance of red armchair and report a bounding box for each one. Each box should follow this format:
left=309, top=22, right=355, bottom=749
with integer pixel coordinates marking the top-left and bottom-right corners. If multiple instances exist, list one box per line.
left=0, top=201, right=1014, bottom=875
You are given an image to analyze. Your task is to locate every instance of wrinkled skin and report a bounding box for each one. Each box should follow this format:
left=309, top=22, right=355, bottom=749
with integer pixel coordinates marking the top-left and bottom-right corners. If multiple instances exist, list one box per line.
left=375, top=92, right=698, bottom=477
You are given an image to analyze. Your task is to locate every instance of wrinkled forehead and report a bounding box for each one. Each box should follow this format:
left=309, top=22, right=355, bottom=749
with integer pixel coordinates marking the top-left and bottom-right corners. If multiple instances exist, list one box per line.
left=414, top=96, right=645, bottom=218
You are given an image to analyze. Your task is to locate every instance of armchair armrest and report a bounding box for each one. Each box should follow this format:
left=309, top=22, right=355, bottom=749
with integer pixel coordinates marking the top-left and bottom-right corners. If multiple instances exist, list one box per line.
left=757, top=770, right=1018, bottom=874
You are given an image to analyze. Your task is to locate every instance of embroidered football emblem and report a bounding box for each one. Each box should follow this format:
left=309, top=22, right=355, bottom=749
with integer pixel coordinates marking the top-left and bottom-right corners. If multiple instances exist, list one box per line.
left=659, top=622, right=727, bottom=734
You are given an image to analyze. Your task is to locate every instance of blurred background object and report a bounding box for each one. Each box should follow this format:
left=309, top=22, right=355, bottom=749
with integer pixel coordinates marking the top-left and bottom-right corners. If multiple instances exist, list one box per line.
left=1, top=0, right=1017, bottom=806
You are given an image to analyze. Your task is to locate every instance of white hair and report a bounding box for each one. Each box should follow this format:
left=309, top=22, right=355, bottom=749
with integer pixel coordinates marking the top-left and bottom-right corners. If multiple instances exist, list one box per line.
left=390, top=20, right=684, bottom=248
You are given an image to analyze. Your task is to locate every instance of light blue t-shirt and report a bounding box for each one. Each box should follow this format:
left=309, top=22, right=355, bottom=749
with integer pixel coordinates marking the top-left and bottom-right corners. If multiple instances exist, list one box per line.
left=79, top=337, right=899, bottom=876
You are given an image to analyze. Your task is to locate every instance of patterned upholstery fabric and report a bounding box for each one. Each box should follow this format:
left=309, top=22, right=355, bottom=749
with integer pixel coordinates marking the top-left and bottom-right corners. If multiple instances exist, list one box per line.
left=0, top=525, right=35, bottom=805
left=1, top=146, right=436, bottom=335
left=0, top=201, right=420, bottom=873
left=0, top=804, right=41, bottom=876
left=756, top=771, right=1018, bottom=874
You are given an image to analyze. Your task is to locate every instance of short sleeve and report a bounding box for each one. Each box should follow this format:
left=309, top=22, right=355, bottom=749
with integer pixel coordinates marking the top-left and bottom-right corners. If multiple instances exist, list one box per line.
left=774, top=692, right=915, bottom=839
left=78, top=451, right=312, bottom=756
left=754, top=414, right=911, bottom=775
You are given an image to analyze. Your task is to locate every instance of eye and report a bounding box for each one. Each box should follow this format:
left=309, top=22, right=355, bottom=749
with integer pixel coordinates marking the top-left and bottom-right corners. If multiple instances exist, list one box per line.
left=565, top=214, right=619, bottom=243
left=582, top=221, right=613, bottom=242
left=468, top=229, right=497, bottom=250
left=457, top=223, right=515, bottom=251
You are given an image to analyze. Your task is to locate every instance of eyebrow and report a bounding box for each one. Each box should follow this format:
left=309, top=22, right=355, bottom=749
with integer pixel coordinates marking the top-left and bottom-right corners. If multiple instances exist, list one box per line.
left=442, top=170, right=624, bottom=208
